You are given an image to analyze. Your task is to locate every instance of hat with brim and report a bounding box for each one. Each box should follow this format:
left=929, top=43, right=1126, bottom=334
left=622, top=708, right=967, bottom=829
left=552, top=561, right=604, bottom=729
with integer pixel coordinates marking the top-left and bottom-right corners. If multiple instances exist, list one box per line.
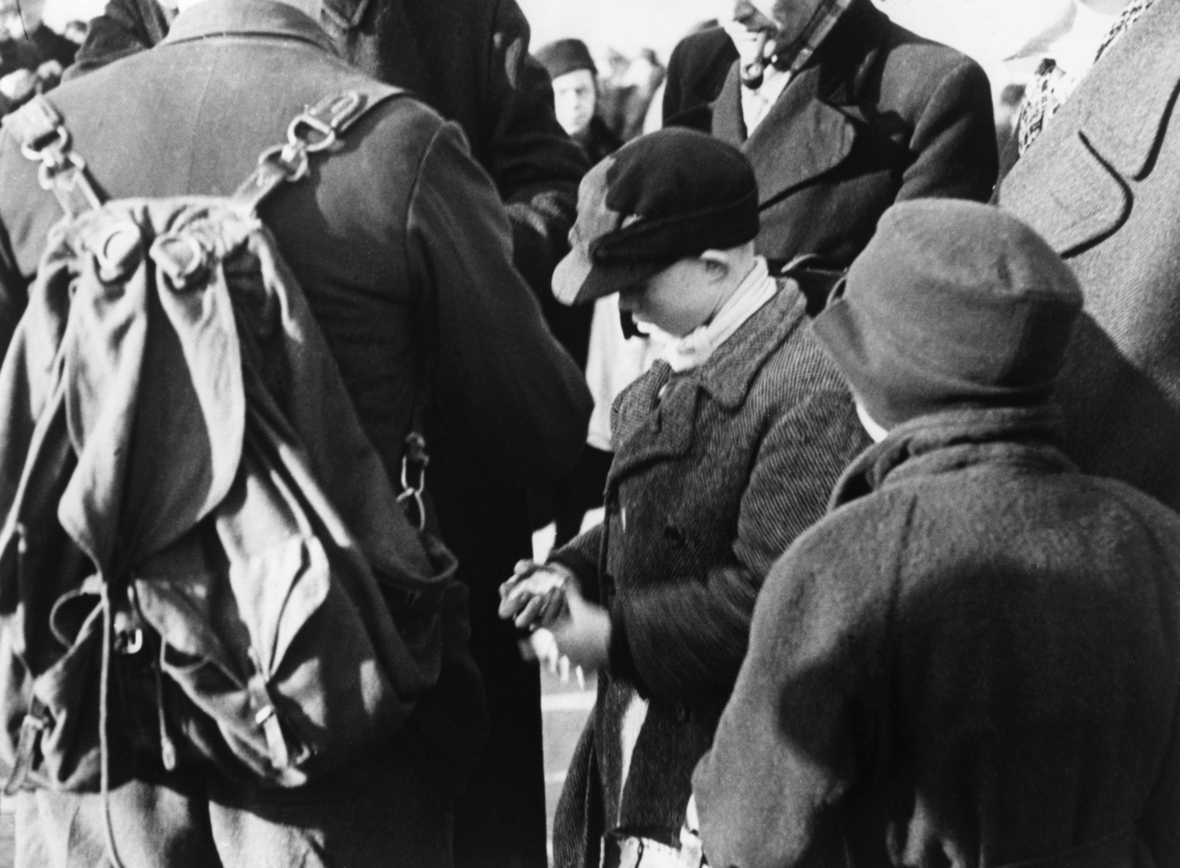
left=535, top=38, right=597, bottom=81
left=812, top=199, right=1083, bottom=429
left=552, top=128, right=760, bottom=306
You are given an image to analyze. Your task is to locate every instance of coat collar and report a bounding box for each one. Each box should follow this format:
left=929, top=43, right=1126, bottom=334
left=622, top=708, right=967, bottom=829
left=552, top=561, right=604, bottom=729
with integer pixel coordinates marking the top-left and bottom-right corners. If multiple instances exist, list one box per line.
left=162, top=0, right=338, bottom=55
left=608, top=283, right=808, bottom=480
left=1000, top=0, right=1180, bottom=255
left=828, top=405, right=1073, bottom=510
left=713, top=0, right=888, bottom=205
left=697, top=278, right=809, bottom=409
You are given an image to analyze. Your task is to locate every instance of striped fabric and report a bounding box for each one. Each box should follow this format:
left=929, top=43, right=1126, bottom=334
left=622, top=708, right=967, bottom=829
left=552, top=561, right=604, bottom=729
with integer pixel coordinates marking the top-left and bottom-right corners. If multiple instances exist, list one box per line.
left=1017, top=0, right=1158, bottom=155
left=1093, top=0, right=1158, bottom=64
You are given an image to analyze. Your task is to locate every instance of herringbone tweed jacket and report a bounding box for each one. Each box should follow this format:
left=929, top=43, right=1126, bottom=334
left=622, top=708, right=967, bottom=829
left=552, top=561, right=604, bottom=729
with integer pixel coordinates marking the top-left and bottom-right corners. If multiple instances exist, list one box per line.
left=548, top=283, right=870, bottom=868
left=996, top=0, right=1180, bottom=511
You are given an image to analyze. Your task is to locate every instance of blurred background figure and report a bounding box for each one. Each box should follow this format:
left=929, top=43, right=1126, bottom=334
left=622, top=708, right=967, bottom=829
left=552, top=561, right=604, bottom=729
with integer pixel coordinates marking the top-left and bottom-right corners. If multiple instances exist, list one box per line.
left=594, top=45, right=666, bottom=142
left=536, top=37, right=622, bottom=163
left=0, top=0, right=78, bottom=112
left=993, top=80, right=1026, bottom=159
left=661, top=19, right=737, bottom=131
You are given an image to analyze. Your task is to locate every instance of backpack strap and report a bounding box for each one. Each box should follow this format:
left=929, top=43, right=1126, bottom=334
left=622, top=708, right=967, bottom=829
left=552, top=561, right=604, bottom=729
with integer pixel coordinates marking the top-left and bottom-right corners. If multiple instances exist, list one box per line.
left=4, top=95, right=103, bottom=218
left=5, top=82, right=406, bottom=220
left=232, top=82, right=404, bottom=214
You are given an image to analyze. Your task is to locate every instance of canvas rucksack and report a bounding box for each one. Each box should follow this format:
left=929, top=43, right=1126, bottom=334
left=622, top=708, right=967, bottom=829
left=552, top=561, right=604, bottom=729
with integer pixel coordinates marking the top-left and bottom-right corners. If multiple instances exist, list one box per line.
left=0, top=85, right=479, bottom=815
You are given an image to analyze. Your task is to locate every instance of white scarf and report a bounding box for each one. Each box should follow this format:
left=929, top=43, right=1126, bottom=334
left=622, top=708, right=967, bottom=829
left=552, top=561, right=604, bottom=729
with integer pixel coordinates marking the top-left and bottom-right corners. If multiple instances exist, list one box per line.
left=661, top=257, right=779, bottom=373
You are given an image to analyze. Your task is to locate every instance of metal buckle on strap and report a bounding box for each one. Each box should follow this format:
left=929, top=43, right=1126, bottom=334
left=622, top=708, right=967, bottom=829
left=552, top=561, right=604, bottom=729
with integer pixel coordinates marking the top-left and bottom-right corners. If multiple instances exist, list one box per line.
left=3, top=705, right=48, bottom=796
left=256, top=90, right=365, bottom=183
left=397, top=432, right=430, bottom=531
left=11, top=97, right=102, bottom=215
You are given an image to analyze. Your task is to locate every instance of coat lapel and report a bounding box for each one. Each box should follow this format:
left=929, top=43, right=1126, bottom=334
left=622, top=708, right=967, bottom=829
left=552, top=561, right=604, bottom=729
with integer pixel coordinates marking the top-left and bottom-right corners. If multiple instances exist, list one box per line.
left=711, top=64, right=746, bottom=148
left=721, top=0, right=892, bottom=207
left=607, top=374, right=699, bottom=484
left=607, top=288, right=806, bottom=483
left=1000, top=0, right=1180, bottom=256
left=743, top=65, right=856, bottom=207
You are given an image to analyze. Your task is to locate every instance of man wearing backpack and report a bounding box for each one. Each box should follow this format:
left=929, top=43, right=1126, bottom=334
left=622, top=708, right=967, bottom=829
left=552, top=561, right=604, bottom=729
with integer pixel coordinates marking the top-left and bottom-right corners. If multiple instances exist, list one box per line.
left=0, top=0, right=593, bottom=863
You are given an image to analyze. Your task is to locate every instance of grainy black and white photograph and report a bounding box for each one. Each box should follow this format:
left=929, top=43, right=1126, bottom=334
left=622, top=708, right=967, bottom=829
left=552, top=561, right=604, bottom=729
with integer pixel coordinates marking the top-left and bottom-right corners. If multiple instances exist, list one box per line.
left=0, top=0, right=1176, bottom=865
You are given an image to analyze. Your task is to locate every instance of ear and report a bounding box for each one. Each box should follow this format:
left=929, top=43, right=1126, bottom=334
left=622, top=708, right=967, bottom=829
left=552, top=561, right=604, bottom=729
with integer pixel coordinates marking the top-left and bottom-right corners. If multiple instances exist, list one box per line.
left=698, top=249, right=732, bottom=282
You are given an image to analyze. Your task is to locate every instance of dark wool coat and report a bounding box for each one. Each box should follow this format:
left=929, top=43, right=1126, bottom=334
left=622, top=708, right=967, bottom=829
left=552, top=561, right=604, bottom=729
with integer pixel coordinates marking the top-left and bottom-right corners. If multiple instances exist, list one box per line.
left=996, top=0, right=1180, bottom=513
left=665, top=0, right=998, bottom=271
left=0, top=2, right=593, bottom=864
left=548, top=286, right=870, bottom=868
left=61, top=1, right=593, bottom=862
left=694, top=406, right=1180, bottom=868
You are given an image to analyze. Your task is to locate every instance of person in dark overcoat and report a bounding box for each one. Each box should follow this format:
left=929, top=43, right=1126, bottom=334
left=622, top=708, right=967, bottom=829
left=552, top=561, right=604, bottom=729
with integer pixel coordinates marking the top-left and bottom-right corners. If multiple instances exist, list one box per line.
left=663, top=0, right=997, bottom=271
left=995, top=0, right=1180, bottom=512
left=0, top=0, right=595, bottom=863
left=500, top=128, right=869, bottom=868
left=56, top=0, right=592, bottom=862
left=694, top=199, right=1180, bottom=868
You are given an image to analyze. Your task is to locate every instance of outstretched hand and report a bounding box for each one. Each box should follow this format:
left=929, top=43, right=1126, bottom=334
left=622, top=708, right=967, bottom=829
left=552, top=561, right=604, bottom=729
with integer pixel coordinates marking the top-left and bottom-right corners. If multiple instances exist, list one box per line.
left=498, top=560, right=572, bottom=630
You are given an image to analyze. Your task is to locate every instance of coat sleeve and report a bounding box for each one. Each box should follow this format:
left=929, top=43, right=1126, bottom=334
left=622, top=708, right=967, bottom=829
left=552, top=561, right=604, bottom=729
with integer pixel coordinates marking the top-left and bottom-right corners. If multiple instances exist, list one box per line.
left=483, top=0, right=589, bottom=291
left=405, top=120, right=592, bottom=486
left=898, top=56, right=998, bottom=205
left=0, top=134, right=27, bottom=358
left=1143, top=699, right=1180, bottom=866
left=691, top=516, right=891, bottom=868
left=609, top=387, right=868, bottom=707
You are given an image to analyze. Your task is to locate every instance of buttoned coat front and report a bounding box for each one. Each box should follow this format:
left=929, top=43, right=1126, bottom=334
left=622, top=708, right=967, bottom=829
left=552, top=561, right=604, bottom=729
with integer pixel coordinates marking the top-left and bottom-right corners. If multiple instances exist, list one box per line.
left=667, top=0, right=998, bottom=270
left=548, top=286, right=869, bottom=868
left=996, top=0, right=1180, bottom=511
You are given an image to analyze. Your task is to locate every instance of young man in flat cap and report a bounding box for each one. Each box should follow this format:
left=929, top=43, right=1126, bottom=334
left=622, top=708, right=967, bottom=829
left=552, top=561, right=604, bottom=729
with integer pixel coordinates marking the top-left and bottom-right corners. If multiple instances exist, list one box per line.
left=500, top=127, right=868, bottom=868
left=694, top=199, right=1180, bottom=868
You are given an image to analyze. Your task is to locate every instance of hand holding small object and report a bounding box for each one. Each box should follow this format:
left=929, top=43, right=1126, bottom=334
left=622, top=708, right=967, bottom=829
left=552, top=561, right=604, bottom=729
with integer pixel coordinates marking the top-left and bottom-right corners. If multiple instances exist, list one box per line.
left=498, top=560, right=572, bottom=629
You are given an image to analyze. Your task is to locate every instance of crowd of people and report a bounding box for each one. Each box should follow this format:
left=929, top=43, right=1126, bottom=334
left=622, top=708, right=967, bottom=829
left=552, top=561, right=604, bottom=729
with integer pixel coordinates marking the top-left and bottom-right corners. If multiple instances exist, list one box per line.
left=0, top=0, right=1176, bottom=866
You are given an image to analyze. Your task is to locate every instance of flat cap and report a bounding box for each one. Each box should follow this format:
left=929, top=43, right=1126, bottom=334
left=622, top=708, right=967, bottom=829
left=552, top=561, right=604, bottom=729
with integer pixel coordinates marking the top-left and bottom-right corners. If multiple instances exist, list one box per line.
left=552, top=127, right=760, bottom=306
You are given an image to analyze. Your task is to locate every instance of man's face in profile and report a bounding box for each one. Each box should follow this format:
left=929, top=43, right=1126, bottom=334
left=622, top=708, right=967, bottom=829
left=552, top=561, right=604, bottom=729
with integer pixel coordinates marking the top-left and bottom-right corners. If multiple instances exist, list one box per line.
left=731, top=0, right=825, bottom=53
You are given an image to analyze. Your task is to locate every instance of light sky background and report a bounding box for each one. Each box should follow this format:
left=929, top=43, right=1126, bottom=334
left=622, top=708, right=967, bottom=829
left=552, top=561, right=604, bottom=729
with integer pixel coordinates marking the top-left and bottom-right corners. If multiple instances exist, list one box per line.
left=39, top=0, right=1069, bottom=93
left=516, top=0, right=1069, bottom=92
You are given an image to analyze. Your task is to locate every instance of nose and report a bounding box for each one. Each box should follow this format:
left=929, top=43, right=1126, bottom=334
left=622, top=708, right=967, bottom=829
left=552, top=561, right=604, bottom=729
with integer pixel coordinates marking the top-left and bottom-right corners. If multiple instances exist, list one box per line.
left=732, top=0, right=754, bottom=22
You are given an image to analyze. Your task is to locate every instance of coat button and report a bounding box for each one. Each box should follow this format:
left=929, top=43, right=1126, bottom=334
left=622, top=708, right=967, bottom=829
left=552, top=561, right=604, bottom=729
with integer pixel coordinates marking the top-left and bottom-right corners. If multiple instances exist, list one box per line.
left=675, top=704, right=690, bottom=724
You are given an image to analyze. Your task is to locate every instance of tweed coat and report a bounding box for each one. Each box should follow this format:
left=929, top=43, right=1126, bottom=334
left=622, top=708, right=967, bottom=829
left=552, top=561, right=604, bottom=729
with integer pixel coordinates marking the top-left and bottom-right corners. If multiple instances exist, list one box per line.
left=694, top=406, right=1180, bottom=868
left=995, top=0, right=1180, bottom=512
left=0, top=3, right=593, bottom=865
left=548, top=284, right=870, bottom=868
left=665, top=0, right=998, bottom=270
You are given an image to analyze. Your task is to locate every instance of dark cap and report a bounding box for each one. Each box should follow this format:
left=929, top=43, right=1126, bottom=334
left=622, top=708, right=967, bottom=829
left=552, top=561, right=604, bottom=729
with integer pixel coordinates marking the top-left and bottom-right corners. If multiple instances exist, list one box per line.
left=552, top=127, right=760, bottom=306
left=812, top=199, right=1083, bottom=428
left=535, top=38, right=597, bottom=81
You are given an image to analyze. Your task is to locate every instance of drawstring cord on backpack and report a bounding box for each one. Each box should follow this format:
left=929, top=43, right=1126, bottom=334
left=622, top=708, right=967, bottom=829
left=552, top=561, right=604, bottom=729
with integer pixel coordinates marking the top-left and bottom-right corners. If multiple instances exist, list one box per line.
left=99, top=580, right=128, bottom=868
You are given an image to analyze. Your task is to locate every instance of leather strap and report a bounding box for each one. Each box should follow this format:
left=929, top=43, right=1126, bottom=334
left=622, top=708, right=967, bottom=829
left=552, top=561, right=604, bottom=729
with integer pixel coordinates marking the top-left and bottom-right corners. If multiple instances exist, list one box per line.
left=232, top=82, right=405, bottom=214
left=6, top=82, right=406, bottom=220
